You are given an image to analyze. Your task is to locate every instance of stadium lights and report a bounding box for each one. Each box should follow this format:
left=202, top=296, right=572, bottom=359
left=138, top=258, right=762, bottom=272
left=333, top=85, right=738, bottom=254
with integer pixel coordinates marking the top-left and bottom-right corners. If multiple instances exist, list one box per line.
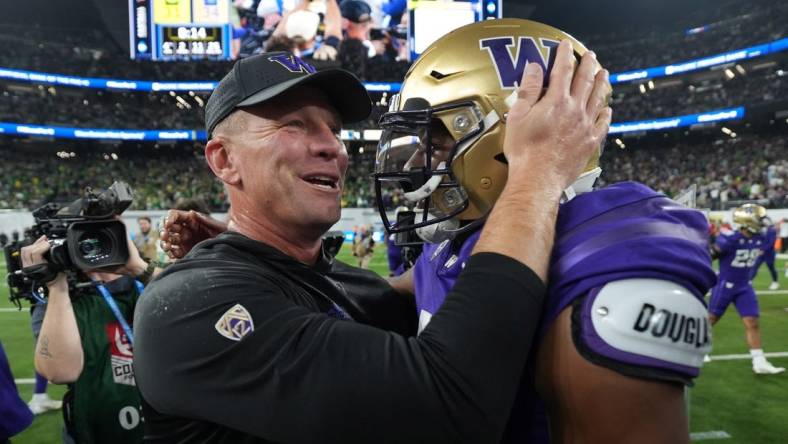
left=734, top=64, right=746, bottom=75
left=721, top=127, right=732, bottom=135
left=358, top=147, right=364, bottom=154
left=724, top=68, right=735, bottom=79
left=194, top=96, right=204, bottom=107
left=614, top=138, right=626, bottom=149
left=730, top=132, right=737, bottom=138
left=639, top=84, right=647, bottom=94
left=777, top=69, right=786, bottom=77
left=175, top=96, right=191, bottom=109
left=647, top=80, right=655, bottom=90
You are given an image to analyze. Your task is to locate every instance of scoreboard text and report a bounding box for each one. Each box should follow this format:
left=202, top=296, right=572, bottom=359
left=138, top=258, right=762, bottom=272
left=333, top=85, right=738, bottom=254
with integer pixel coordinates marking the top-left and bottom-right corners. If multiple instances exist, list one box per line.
left=130, top=0, right=232, bottom=61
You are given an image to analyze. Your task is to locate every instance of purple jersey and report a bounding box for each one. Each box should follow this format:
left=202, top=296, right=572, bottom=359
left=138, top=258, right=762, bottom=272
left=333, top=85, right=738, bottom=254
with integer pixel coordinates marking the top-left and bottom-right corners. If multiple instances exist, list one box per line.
left=413, top=181, right=716, bottom=442
left=0, top=341, right=33, bottom=440
left=716, top=230, right=767, bottom=284
left=386, top=234, right=406, bottom=277
left=416, top=181, right=715, bottom=340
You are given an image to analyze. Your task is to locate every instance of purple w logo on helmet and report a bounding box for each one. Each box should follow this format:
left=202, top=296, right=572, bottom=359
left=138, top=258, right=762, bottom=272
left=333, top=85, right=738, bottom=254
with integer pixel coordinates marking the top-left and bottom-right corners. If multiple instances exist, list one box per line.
left=479, top=37, right=559, bottom=89
left=268, top=54, right=317, bottom=74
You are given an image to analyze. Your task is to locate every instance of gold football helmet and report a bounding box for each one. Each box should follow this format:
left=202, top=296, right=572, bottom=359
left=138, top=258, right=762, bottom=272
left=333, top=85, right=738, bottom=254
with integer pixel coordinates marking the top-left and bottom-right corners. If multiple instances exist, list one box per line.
left=373, top=18, right=608, bottom=241
left=732, top=203, right=767, bottom=234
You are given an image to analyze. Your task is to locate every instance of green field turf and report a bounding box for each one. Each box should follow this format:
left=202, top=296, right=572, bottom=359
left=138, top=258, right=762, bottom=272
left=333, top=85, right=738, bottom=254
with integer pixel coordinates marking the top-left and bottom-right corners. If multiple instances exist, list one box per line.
left=1, top=249, right=786, bottom=443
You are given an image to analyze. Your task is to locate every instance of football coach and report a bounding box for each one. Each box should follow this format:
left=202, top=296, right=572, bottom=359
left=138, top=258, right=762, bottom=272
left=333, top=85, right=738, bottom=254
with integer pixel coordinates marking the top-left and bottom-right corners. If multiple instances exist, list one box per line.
left=134, top=46, right=609, bottom=443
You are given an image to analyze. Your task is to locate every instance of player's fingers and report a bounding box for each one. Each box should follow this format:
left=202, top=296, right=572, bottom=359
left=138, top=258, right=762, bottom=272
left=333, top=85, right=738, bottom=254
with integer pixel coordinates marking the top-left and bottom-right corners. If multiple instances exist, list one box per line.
left=586, top=69, right=611, bottom=116
left=164, top=210, right=178, bottom=228
left=165, top=209, right=190, bottom=228
left=545, top=39, right=575, bottom=100
left=571, top=51, right=598, bottom=108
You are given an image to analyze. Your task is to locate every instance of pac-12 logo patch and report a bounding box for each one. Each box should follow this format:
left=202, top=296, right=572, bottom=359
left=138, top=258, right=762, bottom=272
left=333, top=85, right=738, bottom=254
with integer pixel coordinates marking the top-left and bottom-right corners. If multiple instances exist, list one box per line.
left=215, top=304, right=254, bottom=341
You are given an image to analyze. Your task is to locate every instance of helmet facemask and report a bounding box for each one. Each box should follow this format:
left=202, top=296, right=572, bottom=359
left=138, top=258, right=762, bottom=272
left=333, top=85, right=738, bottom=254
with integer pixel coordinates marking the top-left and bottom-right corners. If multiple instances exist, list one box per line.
left=374, top=98, right=489, bottom=238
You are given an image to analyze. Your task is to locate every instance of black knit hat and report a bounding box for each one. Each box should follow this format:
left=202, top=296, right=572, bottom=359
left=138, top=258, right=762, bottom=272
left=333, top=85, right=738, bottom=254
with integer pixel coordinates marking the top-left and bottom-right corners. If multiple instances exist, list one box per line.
left=205, top=52, right=371, bottom=137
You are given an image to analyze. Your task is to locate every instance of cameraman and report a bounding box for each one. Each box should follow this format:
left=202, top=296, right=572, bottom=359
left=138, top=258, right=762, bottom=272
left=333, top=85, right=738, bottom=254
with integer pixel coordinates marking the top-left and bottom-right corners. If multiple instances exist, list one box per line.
left=21, top=234, right=161, bottom=444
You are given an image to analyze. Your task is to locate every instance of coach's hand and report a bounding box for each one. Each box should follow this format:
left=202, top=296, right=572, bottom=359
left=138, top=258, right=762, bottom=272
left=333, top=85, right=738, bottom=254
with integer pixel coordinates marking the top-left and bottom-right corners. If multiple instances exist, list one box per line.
left=503, top=39, right=612, bottom=193
left=160, top=210, right=228, bottom=259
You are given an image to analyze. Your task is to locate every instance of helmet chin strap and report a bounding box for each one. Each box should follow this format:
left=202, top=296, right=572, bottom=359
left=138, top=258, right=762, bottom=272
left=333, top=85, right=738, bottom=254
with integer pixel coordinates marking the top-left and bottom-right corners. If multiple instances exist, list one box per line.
left=403, top=161, right=447, bottom=203
left=561, top=167, right=602, bottom=203
left=415, top=217, right=461, bottom=244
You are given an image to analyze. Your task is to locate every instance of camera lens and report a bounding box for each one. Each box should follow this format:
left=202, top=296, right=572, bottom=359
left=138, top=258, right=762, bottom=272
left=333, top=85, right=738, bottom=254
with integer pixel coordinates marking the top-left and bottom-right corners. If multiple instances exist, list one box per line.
left=77, top=232, right=111, bottom=263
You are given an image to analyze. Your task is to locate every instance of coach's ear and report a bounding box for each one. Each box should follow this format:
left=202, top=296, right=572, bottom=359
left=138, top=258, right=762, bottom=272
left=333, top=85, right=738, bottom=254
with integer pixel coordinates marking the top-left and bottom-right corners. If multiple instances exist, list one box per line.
left=205, top=137, right=241, bottom=186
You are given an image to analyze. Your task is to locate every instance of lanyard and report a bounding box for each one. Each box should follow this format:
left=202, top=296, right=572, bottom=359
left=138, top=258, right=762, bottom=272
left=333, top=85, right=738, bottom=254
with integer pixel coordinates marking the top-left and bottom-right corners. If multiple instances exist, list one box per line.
left=96, top=280, right=144, bottom=347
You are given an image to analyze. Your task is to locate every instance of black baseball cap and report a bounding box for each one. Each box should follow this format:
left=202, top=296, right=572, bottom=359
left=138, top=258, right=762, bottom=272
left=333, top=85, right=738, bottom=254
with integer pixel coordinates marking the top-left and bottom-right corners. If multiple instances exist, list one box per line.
left=340, top=0, right=372, bottom=23
left=205, top=52, right=372, bottom=137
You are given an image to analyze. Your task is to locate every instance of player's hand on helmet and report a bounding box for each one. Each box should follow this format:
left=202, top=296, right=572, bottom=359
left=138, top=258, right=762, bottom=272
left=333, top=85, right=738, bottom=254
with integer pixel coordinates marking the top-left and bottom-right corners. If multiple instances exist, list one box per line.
left=160, top=210, right=228, bottom=259
left=503, top=39, right=612, bottom=191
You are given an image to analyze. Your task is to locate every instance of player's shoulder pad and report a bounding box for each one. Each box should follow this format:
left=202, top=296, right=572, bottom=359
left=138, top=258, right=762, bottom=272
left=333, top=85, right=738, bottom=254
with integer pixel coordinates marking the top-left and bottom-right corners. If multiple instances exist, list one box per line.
left=573, top=278, right=711, bottom=385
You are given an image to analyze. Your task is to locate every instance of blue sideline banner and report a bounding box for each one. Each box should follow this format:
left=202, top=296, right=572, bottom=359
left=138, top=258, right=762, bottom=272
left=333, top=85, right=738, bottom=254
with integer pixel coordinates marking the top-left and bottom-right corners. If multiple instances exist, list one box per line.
left=610, top=38, right=788, bottom=84
left=2, top=38, right=786, bottom=91
left=0, top=106, right=745, bottom=141
left=608, top=107, right=745, bottom=134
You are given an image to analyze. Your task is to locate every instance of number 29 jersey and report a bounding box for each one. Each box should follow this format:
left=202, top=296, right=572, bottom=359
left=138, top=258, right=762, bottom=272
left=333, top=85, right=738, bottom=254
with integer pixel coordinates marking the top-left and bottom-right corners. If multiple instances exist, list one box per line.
left=715, top=231, right=766, bottom=284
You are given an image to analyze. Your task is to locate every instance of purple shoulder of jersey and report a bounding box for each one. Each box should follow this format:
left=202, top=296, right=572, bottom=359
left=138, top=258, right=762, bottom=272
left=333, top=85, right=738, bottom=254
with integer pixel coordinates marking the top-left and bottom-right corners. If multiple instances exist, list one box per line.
left=545, top=181, right=717, bottom=327
left=415, top=181, right=716, bottom=333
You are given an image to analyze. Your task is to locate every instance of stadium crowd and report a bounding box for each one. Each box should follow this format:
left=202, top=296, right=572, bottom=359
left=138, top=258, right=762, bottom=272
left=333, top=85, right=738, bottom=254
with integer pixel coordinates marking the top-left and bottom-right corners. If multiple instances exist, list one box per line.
left=0, top=144, right=228, bottom=211
left=610, top=65, right=787, bottom=122
left=586, top=0, right=787, bottom=72
left=0, top=0, right=785, bottom=129
left=1, top=131, right=785, bottom=212
left=599, top=132, right=788, bottom=210
left=0, top=0, right=785, bottom=212
left=2, top=62, right=784, bottom=130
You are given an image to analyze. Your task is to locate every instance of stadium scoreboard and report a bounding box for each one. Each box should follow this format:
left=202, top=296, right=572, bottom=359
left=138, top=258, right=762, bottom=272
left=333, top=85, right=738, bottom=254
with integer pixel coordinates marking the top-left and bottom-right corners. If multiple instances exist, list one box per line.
left=129, top=0, right=232, bottom=61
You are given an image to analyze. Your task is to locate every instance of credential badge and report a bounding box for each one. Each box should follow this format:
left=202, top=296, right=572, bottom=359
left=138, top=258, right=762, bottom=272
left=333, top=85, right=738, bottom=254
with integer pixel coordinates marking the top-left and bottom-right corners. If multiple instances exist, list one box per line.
left=215, top=304, right=254, bottom=341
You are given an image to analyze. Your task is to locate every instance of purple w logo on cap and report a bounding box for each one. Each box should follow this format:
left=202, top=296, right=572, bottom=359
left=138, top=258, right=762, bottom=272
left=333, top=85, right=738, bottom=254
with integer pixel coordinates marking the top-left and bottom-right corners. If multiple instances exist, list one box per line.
left=268, top=53, right=317, bottom=74
left=480, top=37, right=559, bottom=89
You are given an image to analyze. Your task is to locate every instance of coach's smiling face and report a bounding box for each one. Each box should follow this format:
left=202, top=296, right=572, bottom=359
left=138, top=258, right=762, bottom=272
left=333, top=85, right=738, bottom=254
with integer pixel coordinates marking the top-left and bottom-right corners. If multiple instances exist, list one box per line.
left=205, top=87, right=348, bottom=261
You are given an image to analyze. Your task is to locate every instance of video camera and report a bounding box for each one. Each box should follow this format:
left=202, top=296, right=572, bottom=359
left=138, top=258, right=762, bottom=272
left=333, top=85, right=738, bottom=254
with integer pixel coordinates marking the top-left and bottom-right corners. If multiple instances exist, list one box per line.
left=4, top=181, right=134, bottom=307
